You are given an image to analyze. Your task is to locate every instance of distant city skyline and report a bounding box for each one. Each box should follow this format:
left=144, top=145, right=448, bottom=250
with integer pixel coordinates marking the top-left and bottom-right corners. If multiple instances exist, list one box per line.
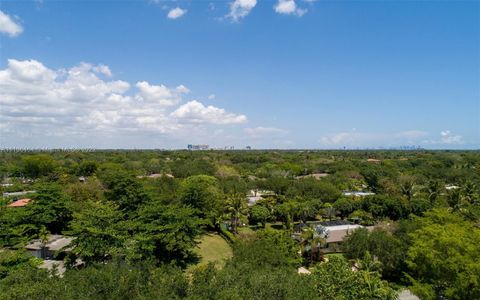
left=1, top=0, right=479, bottom=149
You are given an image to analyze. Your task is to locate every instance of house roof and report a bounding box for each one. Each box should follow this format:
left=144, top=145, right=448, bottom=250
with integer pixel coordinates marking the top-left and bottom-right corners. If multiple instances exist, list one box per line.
left=7, top=198, right=32, bottom=207
left=137, top=173, right=174, bottom=179
left=319, top=220, right=352, bottom=227
left=247, top=196, right=263, bottom=206
left=25, top=235, right=74, bottom=251
left=323, top=224, right=364, bottom=243
left=3, top=191, right=36, bottom=197
left=343, top=191, right=375, bottom=197
left=296, top=173, right=329, bottom=180
left=297, top=267, right=312, bottom=275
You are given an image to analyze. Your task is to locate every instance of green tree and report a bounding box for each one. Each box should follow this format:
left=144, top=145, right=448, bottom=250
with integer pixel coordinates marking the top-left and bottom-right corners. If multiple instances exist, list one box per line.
left=399, top=175, right=416, bottom=201
left=130, top=202, right=204, bottom=266
left=179, top=175, right=223, bottom=227
left=101, top=170, right=150, bottom=213
left=333, top=197, right=357, bottom=219
left=313, top=255, right=397, bottom=300
left=250, top=205, right=271, bottom=227
left=406, top=212, right=480, bottom=300
left=68, top=200, right=125, bottom=264
left=342, top=227, right=407, bottom=282
left=76, top=160, right=98, bottom=176
left=300, top=226, right=326, bottom=264
left=275, top=201, right=297, bottom=230
left=424, top=180, right=443, bottom=205
left=0, top=250, right=39, bottom=280
left=28, top=183, right=72, bottom=234
left=225, top=193, right=248, bottom=234
left=21, top=154, right=58, bottom=178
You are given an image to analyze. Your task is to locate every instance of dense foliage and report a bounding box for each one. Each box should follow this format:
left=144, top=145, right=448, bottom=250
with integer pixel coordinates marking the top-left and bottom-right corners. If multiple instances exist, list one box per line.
left=0, top=149, right=479, bottom=298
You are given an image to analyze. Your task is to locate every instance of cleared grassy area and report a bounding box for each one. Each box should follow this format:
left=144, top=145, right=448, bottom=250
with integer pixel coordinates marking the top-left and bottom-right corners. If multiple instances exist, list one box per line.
left=191, top=233, right=233, bottom=269
left=324, top=253, right=344, bottom=258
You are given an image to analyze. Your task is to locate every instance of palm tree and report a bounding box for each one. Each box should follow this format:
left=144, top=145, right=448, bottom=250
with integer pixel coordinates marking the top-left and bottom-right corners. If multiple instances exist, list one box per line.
left=300, top=226, right=327, bottom=263
left=399, top=175, right=416, bottom=201
left=447, top=189, right=462, bottom=210
left=322, top=203, right=336, bottom=221
left=462, top=181, right=478, bottom=204
left=225, top=193, right=248, bottom=234
left=425, top=180, right=443, bottom=205
left=38, top=226, right=49, bottom=259
left=355, top=251, right=382, bottom=273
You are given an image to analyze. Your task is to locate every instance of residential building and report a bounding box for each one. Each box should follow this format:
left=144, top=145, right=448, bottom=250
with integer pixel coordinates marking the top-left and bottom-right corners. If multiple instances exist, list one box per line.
left=25, top=235, right=74, bottom=259
left=7, top=198, right=32, bottom=207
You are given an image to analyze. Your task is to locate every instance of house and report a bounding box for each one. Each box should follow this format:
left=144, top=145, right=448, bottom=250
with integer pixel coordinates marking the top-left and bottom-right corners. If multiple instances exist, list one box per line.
left=25, top=235, right=74, bottom=259
left=296, top=173, right=329, bottom=180
left=321, top=223, right=364, bottom=252
left=445, top=185, right=460, bottom=190
left=3, top=190, right=36, bottom=197
left=293, top=220, right=371, bottom=252
left=297, top=267, right=311, bottom=275
left=247, top=196, right=263, bottom=206
left=246, top=189, right=276, bottom=206
left=343, top=191, right=375, bottom=197
left=294, top=223, right=309, bottom=233
left=137, top=173, right=174, bottom=179
left=7, top=198, right=32, bottom=207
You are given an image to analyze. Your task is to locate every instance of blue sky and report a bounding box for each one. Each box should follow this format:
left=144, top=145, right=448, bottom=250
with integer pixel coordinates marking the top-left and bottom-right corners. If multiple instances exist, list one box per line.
left=0, top=0, right=478, bottom=149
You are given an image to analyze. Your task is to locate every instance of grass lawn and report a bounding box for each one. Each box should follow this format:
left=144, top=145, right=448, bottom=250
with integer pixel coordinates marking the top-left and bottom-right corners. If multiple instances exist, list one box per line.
left=237, top=226, right=255, bottom=234
left=324, top=253, right=345, bottom=259
left=190, top=233, right=233, bottom=270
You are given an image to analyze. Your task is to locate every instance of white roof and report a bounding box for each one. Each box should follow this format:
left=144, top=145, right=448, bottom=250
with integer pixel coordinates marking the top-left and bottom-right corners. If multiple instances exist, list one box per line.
left=324, top=224, right=363, bottom=231
left=343, top=191, right=375, bottom=196
left=247, top=196, right=263, bottom=206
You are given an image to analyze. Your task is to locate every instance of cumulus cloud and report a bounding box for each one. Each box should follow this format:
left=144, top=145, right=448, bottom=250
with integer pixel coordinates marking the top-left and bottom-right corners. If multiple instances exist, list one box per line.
left=92, top=64, right=112, bottom=77
left=167, top=7, right=187, bottom=19
left=226, top=0, right=257, bottom=22
left=0, top=10, right=23, bottom=37
left=274, top=0, right=307, bottom=17
left=0, top=59, right=248, bottom=143
left=420, top=130, right=464, bottom=146
left=135, top=81, right=188, bottom=107
left=440, top=130, right=463, bottom=144
left=171, top=100, right=247, bottom=124
left=244, top=126, right=288, bottom=138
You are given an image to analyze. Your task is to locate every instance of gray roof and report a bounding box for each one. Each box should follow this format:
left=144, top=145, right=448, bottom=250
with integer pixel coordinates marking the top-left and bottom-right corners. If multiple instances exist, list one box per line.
left=25, top=235, right=74, bottom=251
left=3, top=190, right=36, bottom=197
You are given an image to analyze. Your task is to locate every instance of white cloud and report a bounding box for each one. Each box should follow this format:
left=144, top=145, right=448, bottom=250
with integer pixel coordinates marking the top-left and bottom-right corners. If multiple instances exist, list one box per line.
left=0, top=10, right=23, bottom=37
left=421, top=130, right=464, bottom=146
left=208, top=94, right=216, bottom=100
left=171, top=100, right=247, bottom=124
left=167, top=7, right=187, bottom=19
left=226, top=0, right=257, bottom=22
left=175, top=84, right=190, bottom=94
left=0, top=59, right=248, bottom=143
left=93, top=64, right=112, bottom=77
left=440, top=130, right=463, bottom=144
left=135, top=81, right=186, bottom=107
left=244, top=126, right=288, bottom=138
left=274, top=0, right=307, bottom=17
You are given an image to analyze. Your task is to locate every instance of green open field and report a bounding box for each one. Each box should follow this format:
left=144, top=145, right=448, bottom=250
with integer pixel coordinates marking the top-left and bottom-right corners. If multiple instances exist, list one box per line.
left=191, top=233, right=233, bottom=270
